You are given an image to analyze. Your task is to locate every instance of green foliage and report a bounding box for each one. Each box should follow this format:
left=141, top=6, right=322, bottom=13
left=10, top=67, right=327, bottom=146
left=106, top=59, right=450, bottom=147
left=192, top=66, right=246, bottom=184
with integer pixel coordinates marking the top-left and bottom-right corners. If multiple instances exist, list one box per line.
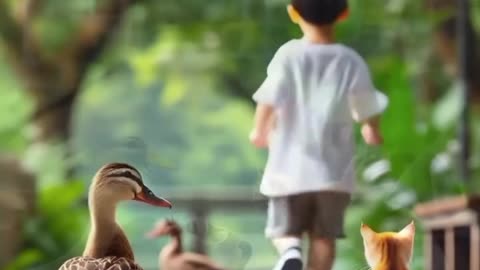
left=6, top=180, right=88, bottom=270
left=1, top=0, right=479, bottom=269
left=0, top=59, right=31, bottom=154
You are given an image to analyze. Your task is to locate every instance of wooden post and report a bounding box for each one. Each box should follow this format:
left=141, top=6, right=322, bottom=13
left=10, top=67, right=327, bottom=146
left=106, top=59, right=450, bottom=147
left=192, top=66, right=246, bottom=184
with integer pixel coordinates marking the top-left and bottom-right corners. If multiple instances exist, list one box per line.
left=425, top=230, right=433, bottom=270
left=457, top=0, right=473, bottom=182
left=445, top=227, right=455, bottom=270
left=191, top=204, right=208, bottom=254
left=415, top=195, right=480, bottom=270
left=471, top=224, right=480, bottom=270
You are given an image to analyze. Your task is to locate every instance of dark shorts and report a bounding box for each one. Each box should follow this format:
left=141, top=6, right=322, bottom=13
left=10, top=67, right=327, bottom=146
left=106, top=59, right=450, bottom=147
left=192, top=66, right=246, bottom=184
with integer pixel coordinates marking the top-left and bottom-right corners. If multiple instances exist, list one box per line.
left=265, top=191, right=351, bottom=239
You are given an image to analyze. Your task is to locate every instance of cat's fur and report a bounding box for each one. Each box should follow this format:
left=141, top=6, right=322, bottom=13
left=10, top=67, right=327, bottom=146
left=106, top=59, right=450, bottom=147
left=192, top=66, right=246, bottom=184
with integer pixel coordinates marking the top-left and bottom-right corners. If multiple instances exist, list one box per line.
left=361, top=222, right=415, bottom=270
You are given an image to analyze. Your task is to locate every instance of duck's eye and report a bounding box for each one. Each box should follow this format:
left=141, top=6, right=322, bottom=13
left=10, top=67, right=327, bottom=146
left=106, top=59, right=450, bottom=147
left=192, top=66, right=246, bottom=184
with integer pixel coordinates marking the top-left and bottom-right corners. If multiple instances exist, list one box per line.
left=124, top=171, right=136, bottom=179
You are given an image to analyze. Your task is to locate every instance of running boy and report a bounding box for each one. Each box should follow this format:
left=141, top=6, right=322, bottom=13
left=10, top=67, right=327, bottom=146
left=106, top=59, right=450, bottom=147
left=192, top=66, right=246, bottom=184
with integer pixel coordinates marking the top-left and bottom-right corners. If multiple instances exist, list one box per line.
left=249, top=1, right=388, bottom=270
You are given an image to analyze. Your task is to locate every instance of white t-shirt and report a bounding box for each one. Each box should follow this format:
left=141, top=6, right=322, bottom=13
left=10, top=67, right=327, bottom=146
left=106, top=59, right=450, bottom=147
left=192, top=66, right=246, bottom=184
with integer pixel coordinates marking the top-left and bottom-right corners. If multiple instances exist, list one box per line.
left=253, top=39, right=388, bottom=197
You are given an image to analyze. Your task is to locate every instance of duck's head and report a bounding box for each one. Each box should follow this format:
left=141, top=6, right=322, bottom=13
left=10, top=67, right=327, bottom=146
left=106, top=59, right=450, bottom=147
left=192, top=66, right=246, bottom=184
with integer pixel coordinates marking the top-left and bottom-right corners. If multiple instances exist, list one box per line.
left=146, top=219, right=182, bottom=238
left=90, top=162, right=172, bottom=208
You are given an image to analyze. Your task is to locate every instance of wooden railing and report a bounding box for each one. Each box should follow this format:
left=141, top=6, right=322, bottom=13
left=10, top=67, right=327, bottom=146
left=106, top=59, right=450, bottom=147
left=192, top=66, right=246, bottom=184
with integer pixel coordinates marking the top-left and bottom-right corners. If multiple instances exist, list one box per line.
left=159, top=187, right=268, bottom=254
left=415, top=195, right=480, bottom=270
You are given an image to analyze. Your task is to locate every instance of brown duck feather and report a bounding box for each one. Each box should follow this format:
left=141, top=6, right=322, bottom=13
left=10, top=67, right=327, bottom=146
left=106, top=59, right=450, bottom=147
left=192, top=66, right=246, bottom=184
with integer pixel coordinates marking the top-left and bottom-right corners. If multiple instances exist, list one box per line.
left=58, top=225, right=141, bottom=270
left=59, top=256, right=142, bottom=270
left=160, top=247, right=226, bottom=270
left=176, top=253, right=226, bottom=270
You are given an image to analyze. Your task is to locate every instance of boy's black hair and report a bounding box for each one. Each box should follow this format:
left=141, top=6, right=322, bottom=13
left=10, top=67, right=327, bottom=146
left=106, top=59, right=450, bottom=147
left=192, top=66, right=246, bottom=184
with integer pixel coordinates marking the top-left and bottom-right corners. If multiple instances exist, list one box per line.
left=291, top=0, right=348, bottom=26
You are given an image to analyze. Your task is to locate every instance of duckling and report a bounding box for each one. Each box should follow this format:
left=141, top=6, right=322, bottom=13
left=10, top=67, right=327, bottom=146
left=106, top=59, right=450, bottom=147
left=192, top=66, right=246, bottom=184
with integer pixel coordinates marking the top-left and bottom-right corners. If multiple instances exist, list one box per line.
left=147, top=220, right=226, bottom=270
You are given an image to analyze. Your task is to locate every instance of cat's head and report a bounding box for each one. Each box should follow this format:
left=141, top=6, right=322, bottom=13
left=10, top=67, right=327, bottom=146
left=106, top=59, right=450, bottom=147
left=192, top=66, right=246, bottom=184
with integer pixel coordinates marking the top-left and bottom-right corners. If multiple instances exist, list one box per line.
left=360, top=221, right=415, bottom=269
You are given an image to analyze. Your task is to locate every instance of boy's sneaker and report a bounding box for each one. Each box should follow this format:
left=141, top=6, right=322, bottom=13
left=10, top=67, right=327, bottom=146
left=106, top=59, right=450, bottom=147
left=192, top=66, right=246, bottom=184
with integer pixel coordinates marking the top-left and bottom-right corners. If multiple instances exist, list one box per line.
left=273, top=247, right=303, bottom=270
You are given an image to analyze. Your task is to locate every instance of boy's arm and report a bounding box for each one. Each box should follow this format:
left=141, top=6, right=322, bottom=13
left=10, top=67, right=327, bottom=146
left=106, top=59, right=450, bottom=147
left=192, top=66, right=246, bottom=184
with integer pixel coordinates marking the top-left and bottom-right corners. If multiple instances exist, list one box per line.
left=348, top=56, right=388, bottom=145
left=249, top=44, right=290, bottom=148
left=361, top=116, right=383, bottom=145
left=250, top=104, right=275, bottom=148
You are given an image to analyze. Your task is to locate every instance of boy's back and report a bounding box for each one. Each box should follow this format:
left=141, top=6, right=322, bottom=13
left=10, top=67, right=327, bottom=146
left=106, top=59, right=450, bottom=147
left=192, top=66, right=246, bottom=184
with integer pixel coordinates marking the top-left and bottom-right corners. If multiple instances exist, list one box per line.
left=249, top=1, right=388, bottom=270
left=254, top=39, right=387, bottom=197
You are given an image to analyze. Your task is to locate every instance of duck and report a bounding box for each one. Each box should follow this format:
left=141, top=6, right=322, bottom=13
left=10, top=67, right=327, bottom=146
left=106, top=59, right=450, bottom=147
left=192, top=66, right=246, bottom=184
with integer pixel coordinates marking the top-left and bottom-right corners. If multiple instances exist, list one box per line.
left=147, top=220, right=226, bottom=270
left=59, top=162, right=172, bottom=270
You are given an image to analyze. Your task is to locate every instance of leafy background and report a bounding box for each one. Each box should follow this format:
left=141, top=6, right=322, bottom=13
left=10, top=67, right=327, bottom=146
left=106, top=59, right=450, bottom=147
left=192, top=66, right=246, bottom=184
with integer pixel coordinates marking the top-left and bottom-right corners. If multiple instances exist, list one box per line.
left=1, top=0, right=479, bottom=269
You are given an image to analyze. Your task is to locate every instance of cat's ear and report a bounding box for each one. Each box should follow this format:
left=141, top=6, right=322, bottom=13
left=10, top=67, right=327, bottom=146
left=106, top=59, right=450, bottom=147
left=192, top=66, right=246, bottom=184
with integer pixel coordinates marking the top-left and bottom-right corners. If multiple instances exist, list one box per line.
left=398, top=221, right=415, bottom=240
left=360, top=223, right=376, bottom=239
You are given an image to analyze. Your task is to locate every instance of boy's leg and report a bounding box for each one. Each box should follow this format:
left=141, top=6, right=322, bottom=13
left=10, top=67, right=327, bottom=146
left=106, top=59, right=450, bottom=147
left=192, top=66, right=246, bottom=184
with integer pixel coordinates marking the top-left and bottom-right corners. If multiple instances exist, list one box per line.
left=272, top=237, right=302, bottom=270
left=306, top=191, right=351, bottom=270
left=272, top=237, right=302, bottom=254
left=307, top=237, right=335, bottom=270
left=266, top=194, right=312, bottom=270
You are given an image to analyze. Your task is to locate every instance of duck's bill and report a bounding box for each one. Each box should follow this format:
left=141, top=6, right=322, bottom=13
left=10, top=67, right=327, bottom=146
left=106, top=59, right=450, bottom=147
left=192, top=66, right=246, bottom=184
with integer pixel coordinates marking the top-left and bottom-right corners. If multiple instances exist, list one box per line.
left=134, top=185, right=172, bottom=208
left=145, top=227, right=166, bottom=239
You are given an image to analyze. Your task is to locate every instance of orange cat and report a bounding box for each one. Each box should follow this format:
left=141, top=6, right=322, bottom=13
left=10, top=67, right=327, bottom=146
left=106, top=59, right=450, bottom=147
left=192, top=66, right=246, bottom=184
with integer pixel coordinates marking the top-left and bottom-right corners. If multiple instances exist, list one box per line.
left=360, top=221, right=415, bottom=270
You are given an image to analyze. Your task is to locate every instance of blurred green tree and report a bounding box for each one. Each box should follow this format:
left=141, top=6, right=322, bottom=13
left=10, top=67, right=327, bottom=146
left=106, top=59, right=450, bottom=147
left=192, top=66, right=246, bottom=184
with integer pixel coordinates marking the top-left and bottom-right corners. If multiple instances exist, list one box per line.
left=1, top=0, right=480, bottom=269
left=0, top=0, right=135, bottom=267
